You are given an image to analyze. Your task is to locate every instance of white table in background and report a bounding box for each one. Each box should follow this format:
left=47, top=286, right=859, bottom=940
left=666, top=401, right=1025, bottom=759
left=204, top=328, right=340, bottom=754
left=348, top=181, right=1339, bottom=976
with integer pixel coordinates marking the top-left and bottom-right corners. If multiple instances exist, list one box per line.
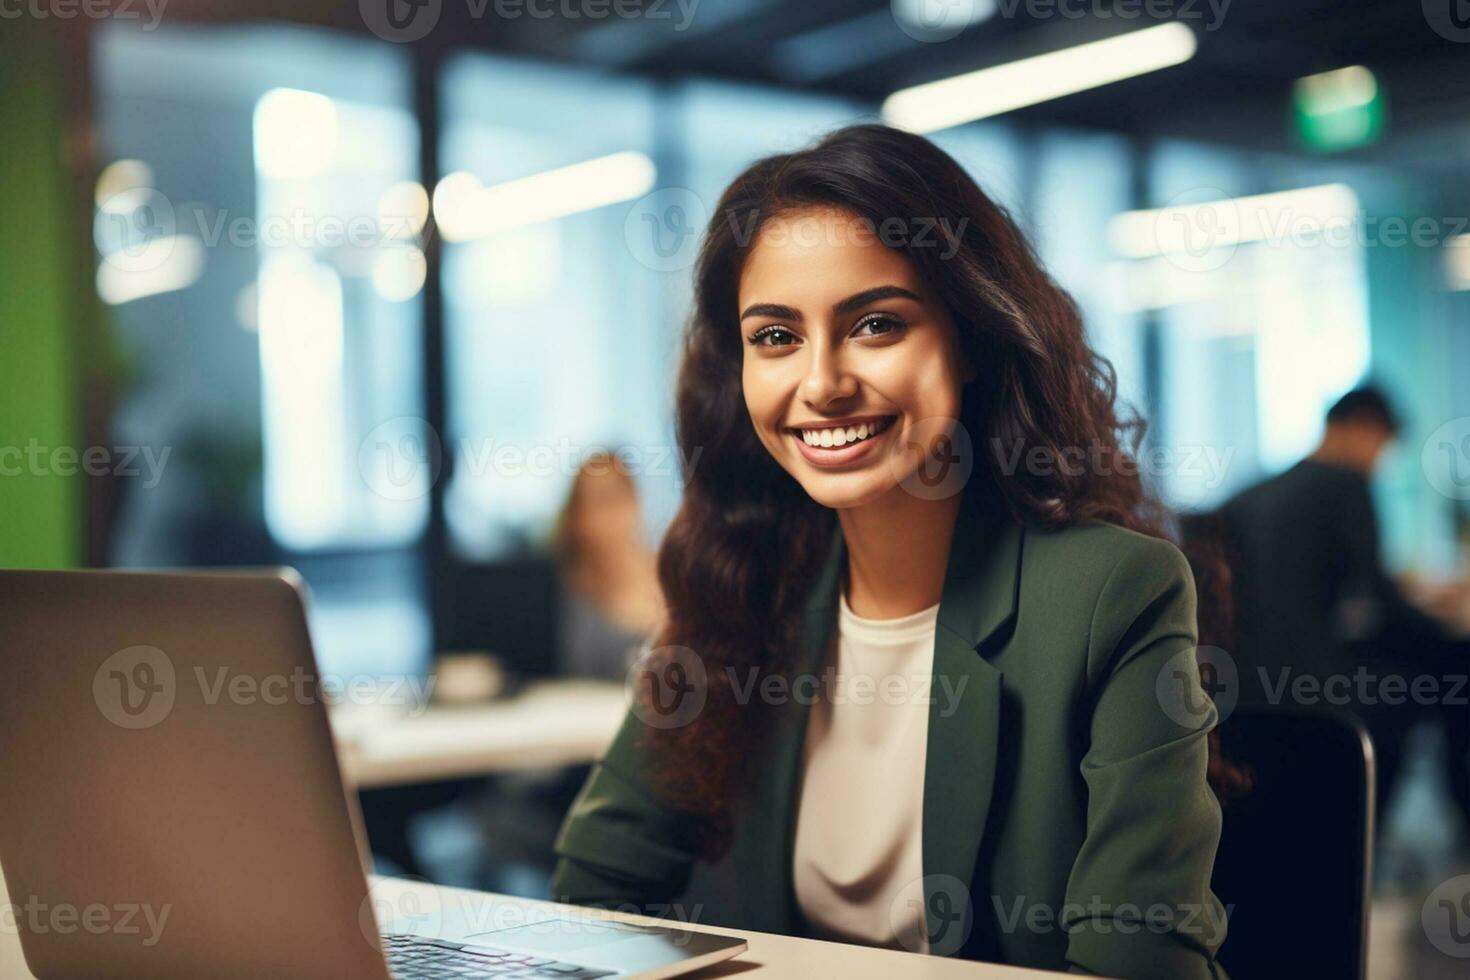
left=331, top=679, right=628, bottom=790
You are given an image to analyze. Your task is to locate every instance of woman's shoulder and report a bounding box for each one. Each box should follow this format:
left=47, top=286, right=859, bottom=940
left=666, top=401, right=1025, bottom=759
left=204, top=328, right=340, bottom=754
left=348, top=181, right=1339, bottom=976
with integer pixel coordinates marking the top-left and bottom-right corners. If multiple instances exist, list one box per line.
left=1019, top=518, right=1194, bottom=611
left=1016, top=520, right=1198, bottom=682
left=1025, top=517, right=1188, bottom=575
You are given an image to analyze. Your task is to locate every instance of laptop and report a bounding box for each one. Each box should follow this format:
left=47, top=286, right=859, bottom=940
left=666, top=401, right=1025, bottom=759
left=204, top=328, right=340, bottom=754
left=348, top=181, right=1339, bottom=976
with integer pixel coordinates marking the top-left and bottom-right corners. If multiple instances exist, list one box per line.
left=0, top=568, right=746, bottom=980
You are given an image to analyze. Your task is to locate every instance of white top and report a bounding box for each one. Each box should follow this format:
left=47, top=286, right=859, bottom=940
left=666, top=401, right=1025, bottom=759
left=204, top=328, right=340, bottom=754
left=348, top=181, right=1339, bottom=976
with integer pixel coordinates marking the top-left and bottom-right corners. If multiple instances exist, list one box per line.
left=792, top=589, right=940, bottom=954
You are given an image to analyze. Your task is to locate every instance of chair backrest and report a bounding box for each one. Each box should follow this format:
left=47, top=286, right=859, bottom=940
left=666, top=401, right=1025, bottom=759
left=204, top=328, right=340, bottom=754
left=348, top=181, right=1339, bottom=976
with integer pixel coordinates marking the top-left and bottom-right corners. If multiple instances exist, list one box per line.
left=1211, top=705, right=1375, bottom=980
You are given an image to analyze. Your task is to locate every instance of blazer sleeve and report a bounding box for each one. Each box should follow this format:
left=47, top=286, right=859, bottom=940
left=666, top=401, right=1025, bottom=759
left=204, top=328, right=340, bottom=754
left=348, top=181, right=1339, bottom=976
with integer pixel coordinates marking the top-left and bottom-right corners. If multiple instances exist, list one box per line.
left=1064, top=535, right=1231, bottom=980
left=549, top=706, right=701, bottom=913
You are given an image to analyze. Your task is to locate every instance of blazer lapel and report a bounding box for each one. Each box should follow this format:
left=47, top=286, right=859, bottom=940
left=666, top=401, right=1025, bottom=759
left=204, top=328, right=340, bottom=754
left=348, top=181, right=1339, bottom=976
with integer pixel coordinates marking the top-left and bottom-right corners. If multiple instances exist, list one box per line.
left=923, top=495, right=1023, bottom=955
left=742, top=495, right=1023, bottom=946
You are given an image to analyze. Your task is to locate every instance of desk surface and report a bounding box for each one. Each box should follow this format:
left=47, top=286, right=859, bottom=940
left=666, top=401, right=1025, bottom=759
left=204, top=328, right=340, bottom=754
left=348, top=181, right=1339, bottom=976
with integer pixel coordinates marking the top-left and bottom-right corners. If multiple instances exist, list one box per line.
left=332, top=680, right=628, bottom=789
left=0, top=866, right=1071, bottom=978
left=367, top=877, right=1073, bottom=979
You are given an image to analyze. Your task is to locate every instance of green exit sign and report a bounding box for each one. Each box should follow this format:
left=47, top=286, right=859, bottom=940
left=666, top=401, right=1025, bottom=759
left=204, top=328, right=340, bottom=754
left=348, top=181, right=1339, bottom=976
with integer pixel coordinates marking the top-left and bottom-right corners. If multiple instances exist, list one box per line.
left=1292, top=65, right=1385, bottom=152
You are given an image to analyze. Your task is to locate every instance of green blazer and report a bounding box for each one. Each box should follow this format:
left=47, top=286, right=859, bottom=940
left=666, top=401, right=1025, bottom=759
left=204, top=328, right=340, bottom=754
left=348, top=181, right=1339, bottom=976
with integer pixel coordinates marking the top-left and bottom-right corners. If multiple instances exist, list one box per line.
left=550, top=494, right=1229, bottom=979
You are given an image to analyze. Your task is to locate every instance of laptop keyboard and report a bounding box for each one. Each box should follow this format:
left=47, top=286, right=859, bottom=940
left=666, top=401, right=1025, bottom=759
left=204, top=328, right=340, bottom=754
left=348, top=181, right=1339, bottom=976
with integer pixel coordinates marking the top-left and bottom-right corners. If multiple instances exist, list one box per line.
left=384, top=934, right=616, bottom=978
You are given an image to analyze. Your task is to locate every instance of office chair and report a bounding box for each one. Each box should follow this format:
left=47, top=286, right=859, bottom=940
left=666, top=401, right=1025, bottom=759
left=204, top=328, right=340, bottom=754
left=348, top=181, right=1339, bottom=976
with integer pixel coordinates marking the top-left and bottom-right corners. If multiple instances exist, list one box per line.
left=1211, top=705, right=1375, bottom=980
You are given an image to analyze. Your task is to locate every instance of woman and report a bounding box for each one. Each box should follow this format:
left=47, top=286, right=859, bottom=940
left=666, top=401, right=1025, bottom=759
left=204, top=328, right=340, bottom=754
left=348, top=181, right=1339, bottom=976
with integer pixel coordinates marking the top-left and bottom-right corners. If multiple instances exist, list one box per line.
left=551, top=452, right=664, bottom=680
left=550, top=124, right=1229, bottom=978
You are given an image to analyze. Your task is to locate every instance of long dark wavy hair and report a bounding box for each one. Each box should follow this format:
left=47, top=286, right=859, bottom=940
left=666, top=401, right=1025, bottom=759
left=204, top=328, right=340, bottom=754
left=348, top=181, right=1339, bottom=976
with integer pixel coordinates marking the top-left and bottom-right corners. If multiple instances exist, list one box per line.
left=642, top=124, right=1237, bottom=854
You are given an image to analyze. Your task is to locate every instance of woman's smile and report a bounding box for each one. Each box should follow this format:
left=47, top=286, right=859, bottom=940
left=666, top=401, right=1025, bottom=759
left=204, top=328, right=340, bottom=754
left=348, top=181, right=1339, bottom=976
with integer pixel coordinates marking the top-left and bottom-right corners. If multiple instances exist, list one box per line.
left=787, top=414, right=898, bottom=468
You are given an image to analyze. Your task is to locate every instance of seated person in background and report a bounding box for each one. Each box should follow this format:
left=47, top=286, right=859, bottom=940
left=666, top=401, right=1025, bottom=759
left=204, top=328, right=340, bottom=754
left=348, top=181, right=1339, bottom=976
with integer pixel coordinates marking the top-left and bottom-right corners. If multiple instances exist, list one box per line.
left=551, top=452, right=665, bottom=680
left=1219, top=384, right=1467, bottom=817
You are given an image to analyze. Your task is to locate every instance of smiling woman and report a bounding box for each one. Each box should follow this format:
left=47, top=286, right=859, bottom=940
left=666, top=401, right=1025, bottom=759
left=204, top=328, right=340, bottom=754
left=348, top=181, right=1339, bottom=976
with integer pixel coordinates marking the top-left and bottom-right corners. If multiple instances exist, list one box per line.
left=551, top=124, right=1231, bottom=979
left=737, top=216, right=975, bottom=522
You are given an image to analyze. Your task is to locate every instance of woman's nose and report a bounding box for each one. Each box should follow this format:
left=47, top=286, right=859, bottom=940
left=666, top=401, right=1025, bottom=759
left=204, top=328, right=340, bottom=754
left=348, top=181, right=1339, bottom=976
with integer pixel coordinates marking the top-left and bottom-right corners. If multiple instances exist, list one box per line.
left=801, top=346, right=858, bottom=408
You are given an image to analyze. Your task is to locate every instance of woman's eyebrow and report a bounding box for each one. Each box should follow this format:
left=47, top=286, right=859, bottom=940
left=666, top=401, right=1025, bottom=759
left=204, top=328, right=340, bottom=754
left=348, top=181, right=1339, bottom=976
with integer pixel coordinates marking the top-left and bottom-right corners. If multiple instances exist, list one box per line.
left=739, top=302, right=802, bottom=322
left=833, top=285, right=923, bottom=315
left=739, top=286, right=923, bottom=323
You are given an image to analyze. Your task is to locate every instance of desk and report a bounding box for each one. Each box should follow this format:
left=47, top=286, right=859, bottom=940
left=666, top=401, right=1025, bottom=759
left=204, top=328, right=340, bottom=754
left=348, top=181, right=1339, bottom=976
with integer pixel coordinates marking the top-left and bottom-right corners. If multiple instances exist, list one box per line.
left=332, top=680, right=628, bottom=789
left=0, top=863, right=1073, bottom=979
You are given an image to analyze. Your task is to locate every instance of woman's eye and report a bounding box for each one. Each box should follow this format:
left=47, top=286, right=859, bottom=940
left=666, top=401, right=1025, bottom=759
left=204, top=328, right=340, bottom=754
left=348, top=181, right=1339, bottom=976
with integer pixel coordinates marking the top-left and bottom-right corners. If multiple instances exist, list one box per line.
left=852, top=314, right=905, bottom=338
left=750, top=326, right=799, bottom=347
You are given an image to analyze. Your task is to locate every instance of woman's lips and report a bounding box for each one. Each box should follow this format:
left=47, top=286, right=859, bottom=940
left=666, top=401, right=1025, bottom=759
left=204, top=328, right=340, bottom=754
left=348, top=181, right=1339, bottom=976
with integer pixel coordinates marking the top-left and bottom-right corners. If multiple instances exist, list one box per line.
left=788, top=417, right=897, bottom=468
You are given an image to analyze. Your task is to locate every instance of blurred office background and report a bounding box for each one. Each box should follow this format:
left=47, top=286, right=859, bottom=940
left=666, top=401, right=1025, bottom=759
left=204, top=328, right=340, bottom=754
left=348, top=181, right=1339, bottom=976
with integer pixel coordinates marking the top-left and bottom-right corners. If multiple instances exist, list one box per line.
left=4, top=2, right=1470, bottom=976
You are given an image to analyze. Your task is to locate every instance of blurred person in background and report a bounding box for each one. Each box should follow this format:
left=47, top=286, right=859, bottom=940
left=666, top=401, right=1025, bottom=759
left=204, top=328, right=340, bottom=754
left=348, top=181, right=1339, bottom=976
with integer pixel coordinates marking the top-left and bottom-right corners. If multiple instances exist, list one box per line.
left=1220, top=385, right=1469, bottom=827
left=550, top=125, right=1230, bottom=978
left=551, top=451, right=665, bottom=680
left=450, top=452, right=667, bottom=896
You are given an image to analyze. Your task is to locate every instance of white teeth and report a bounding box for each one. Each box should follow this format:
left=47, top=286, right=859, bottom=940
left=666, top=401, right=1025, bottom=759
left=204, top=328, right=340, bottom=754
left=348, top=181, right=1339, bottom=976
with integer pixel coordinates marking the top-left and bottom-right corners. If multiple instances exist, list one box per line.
left=800, top=420, right=887, bottom=448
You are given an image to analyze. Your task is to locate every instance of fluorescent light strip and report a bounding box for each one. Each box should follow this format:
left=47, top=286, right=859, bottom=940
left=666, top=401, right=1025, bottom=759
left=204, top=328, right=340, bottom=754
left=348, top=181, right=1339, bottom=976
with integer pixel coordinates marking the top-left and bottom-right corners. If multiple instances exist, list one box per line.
left=1108, top=183, right=1360, bottom=258
left=435, top=151, right=657, bottom=243
left=883, top=22, right=1197, bottom=133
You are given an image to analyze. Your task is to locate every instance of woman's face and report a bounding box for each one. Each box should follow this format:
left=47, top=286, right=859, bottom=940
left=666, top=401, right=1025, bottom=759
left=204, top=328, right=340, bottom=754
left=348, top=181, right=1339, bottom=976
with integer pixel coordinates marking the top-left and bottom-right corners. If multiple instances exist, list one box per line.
left=738, top=206, right=974, bottom=511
